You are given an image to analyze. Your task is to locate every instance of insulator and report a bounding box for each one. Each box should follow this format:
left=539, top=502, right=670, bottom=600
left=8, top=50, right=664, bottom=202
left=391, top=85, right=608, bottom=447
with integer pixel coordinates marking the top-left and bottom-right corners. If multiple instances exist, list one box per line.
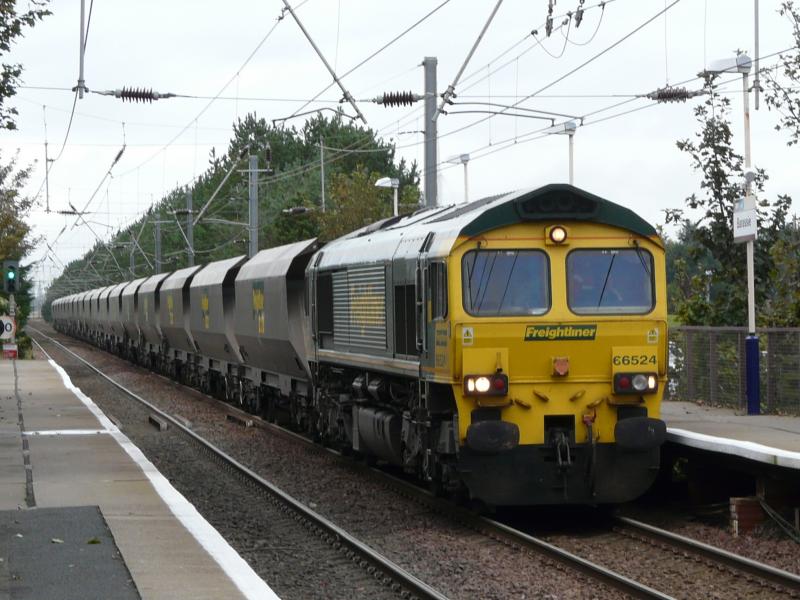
left=646, top=86, right=701, bottom=103
left=379, top=91, right=418, bottom=107
left=114, top=87, right=166, bottom=103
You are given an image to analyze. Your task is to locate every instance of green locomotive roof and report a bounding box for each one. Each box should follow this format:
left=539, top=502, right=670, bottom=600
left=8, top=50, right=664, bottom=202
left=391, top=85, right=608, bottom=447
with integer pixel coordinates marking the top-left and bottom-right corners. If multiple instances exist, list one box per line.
left=433, top=184, right=659, bottom=239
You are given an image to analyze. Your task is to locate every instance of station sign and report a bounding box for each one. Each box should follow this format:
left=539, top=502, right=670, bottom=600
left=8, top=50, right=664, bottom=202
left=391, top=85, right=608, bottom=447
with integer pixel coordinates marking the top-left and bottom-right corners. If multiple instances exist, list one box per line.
left=0, top=315, right=15, bottom=341
left=733, top=196, right=757, bottom=244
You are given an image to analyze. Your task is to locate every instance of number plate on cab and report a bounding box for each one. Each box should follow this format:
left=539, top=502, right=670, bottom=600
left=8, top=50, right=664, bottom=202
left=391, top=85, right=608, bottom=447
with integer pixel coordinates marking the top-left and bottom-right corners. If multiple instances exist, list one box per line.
left=611, top=346, right=658, bottom=373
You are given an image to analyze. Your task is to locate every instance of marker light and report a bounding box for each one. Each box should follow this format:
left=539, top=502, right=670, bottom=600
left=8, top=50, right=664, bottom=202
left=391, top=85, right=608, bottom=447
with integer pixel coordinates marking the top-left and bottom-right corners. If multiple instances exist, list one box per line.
left=464, top=373, right=509, bottom=397
left=549, top=226, right=567, bottom=244
left=614, top=372, right=658, bottom=395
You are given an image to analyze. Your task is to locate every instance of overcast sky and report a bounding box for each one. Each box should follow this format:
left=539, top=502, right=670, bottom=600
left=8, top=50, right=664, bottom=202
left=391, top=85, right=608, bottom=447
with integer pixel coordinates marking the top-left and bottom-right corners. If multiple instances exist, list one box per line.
left=4, top=0, right=799, bottom=291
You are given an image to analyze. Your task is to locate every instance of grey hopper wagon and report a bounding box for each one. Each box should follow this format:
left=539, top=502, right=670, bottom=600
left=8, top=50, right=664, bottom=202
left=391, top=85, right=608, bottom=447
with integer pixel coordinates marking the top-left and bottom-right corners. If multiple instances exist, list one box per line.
left=137, top=272, right=171, bottom=353
left=233, top=239, right=318, bottom=394
left=120, top=277, right=148, bottom=341
left=85, top=288, right=104, bottom=334
left=159, top=265, right=204, bottom=358
left=188, top=255, right=248, bottom=369
left=96, top=286, right=116, bottom=338
left=76, top=291, right=89, bottom=333
left=107, top=282, right=131, bottom=341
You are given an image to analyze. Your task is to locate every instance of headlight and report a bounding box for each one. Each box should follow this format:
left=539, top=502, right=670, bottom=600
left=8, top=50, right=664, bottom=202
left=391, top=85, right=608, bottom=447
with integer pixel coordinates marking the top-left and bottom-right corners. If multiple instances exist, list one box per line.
left=546, top=225, right=569, bottom=245
left=474, top=376, right=491, bottom=393
left=614, top=372, right=658, bottom=395
left=549, top=226, right=567, bottom=243
left=464, top=373, right=509, bottom=396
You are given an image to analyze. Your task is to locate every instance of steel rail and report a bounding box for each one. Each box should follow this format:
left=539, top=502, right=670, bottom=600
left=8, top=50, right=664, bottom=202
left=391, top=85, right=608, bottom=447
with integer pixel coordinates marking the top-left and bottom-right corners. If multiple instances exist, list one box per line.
left=29, top=327, right=448, bottom=600
left=32, top=324, right=671, bottom=600
left=476, top=516, right=673, bottom=600
left=41, top=324, right=799, bottom=598
left=615, top=516, right=800, bottom=592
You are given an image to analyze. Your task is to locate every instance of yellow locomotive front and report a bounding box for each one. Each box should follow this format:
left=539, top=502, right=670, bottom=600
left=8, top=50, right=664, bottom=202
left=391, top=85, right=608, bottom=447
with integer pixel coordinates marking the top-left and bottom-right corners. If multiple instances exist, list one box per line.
left=434, top=195, right=667, bottom=505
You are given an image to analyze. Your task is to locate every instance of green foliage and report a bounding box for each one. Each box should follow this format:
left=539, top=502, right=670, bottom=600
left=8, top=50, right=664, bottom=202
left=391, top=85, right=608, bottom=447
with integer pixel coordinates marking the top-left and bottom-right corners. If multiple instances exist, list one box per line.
left=1, top=0, right=50, bottom=130
left=0, top=153, right=35, bottom=335
left=44, top=114, right=421, bottom=308
left=764, top=224, right=800, bottom=325
left=764, top=2, right=800, bottom=146
left=0, top=151, right=36, bottom=259
left=319, top=168, right=393, bottom=242
left=665, top=76, right=793, bottom=326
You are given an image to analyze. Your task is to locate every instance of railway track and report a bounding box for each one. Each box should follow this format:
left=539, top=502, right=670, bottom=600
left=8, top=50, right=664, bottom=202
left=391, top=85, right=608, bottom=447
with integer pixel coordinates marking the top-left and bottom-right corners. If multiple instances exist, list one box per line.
left=30, top=325, right=800, bottom=599
left=30, top=327, right=446, bottom=600
left=611, top=517, right=800, bottom=595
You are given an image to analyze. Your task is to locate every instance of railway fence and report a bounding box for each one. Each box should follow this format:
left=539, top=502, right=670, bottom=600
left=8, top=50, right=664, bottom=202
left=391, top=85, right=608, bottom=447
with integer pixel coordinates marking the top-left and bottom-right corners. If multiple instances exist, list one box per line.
left=668, top=326, right=800, bottom=415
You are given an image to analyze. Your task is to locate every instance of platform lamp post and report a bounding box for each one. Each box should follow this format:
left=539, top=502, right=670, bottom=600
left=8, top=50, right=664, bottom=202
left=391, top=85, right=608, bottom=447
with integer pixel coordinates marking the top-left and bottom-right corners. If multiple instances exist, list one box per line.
left=446, top=154, right=470, bottom=204
left=706, top=53, right=760, bottom=415
left=375, top=177, right=400, bottom=217
left=545, top=120, right=578, bottom=185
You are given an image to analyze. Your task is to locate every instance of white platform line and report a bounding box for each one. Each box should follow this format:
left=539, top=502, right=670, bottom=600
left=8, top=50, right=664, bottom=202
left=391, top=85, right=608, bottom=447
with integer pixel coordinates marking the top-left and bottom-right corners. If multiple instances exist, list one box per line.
left=25, top=429, right=111, bottom=436
left=46, top=358, right=280, bottom=600
left=667, top=427, right=800, bottom=470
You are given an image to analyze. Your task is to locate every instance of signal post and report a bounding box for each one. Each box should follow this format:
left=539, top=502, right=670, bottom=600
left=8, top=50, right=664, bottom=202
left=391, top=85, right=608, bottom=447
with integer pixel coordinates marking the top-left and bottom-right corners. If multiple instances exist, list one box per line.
left=2, top=260, right=19, bottom=359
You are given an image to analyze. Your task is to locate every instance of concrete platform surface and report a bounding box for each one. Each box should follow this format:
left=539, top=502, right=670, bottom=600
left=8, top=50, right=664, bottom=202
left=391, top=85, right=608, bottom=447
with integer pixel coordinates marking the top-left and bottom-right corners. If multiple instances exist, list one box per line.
left=0, top=357, right=279, bottom=600
left=662, top=400, right=800, bottom=470
left=1, top=506, right=139, bottom=600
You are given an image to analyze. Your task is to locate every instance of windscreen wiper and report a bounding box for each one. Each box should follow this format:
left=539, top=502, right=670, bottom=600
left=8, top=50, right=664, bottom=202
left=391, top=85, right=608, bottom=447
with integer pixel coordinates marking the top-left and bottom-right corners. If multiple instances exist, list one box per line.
left=596, top=253, right=617, bottom=308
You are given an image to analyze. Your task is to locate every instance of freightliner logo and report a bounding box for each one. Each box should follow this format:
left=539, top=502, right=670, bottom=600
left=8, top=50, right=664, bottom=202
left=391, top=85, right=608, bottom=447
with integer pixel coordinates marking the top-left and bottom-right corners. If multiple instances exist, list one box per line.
left=524, top=324, right=597, bottom=341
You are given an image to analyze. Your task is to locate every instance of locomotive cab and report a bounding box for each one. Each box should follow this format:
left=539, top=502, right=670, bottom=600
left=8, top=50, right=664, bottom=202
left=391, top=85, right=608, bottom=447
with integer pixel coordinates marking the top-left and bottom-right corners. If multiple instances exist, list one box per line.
left=428, top=188, right=668, bottom=505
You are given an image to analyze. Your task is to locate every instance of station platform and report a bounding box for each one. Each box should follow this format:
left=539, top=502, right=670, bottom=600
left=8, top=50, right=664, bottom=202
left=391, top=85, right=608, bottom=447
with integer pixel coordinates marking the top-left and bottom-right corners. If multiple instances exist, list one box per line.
left=662, top=401, right=800, bottom=471
left=0, top=357, right=277, bottom=600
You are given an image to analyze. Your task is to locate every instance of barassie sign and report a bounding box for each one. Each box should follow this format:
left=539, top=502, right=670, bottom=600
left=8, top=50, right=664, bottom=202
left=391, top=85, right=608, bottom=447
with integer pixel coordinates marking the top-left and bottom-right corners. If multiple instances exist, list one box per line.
left=524, top=324, right=597, bottom=341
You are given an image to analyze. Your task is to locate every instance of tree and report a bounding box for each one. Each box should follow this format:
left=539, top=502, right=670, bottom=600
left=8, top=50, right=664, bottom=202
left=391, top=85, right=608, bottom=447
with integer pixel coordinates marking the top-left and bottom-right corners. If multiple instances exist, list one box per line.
left=666, top=75, right=791, bottom=326
left=1, top=0, right=50, bottom=130
left=319, top=168, right=393, bottom=242
left=44, top=113, right=422, bottom=305
left=0, top=152, right=36, bottom=259
left=764, top=2, right=800, bottom=146
left=764, top=224, right=800, bottom=325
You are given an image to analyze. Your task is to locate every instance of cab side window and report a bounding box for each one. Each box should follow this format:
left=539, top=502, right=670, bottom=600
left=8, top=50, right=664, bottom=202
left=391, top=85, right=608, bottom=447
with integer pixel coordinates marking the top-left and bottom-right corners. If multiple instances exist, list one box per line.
left=428, top=262, right=447, bottom=319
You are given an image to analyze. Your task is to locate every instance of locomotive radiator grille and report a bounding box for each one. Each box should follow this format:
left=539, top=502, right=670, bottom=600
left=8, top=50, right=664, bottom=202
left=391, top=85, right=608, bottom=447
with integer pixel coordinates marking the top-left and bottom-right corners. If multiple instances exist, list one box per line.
left=333, top=266, right=387, bottom=350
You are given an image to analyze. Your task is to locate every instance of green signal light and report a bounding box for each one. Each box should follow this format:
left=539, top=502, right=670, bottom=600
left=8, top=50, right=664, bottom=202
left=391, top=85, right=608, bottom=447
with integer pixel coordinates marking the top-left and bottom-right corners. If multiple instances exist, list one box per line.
left=7, top=270, right=15, bottom=279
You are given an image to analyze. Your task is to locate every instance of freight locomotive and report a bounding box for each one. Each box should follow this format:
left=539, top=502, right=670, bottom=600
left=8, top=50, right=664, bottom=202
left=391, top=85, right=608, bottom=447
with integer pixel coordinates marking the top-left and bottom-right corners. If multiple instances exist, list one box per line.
left=51, top=184, right=667, bottom=506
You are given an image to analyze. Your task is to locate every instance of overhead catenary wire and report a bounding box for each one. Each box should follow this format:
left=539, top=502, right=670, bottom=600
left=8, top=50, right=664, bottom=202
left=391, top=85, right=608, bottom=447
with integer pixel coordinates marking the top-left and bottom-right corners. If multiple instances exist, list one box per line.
left=118, top=1, right=303, bottom=178
left=29, top=0, right=632, bottom=282
left=39, top=13, right=792, bottom=286
left=362, top=1, right=606, bottom=141
left=280, top=0, right=366, bottom=124
left=559, top=2, right=606, bottom=46
left=284, top=0, right=452, bottom=123
left=457, top=0, right=614, bottom=92
left=436, top=0, right=683, bottom=143
left=436, top=0, right=505, bottom=120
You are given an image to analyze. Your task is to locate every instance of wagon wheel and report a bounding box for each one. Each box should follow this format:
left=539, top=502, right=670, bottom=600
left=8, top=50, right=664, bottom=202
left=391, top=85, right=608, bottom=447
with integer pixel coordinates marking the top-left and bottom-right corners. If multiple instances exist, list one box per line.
left=265, top=392, right=276, bottom=423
